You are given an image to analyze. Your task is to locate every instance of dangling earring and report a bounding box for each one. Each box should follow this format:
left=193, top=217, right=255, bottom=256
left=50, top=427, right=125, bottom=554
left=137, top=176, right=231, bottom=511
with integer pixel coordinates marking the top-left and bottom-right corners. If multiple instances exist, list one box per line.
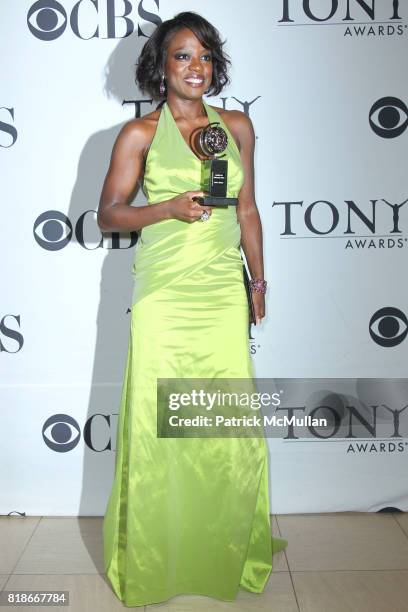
left=159, top=74, right=166, bottom=96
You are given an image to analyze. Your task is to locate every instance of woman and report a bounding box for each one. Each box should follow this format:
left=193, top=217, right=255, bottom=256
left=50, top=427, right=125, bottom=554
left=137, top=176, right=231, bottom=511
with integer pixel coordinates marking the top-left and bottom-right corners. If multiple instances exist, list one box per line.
left=99, top=11, right=287, bottom=607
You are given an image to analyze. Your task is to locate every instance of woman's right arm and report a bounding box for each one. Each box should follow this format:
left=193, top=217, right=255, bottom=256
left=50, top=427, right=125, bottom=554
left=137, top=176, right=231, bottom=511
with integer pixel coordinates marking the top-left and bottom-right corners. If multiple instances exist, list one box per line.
left=97, top=120, right=211, bottom=232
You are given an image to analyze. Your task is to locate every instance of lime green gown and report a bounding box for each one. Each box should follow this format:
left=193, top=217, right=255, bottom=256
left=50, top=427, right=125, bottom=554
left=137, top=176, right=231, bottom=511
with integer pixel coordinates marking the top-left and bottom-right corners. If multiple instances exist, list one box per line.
left=103, top=100, right=287, bottom=607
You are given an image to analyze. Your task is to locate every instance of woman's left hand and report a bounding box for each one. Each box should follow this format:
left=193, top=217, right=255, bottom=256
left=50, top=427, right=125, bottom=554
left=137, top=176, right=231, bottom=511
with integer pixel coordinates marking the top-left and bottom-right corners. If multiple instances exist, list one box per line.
left=252, top=291, right=265, bottom=326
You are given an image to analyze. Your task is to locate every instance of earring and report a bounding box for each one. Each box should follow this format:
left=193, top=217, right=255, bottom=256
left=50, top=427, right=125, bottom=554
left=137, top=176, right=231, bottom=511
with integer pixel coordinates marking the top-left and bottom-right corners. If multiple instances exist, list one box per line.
left=159, top=74, right=166, bottom=96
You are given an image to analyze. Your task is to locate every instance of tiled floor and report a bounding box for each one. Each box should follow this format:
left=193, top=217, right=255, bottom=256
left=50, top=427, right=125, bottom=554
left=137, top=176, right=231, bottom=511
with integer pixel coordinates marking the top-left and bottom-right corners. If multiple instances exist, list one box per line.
left=1, top=513, right=408, bottom=611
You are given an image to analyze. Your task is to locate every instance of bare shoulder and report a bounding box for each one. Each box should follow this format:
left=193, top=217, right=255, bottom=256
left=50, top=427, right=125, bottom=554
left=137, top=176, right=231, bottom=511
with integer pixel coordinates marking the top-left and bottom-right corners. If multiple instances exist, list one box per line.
left=114, top=107, right=162, bottom=158
left=208, top=105, right=254, bottom=149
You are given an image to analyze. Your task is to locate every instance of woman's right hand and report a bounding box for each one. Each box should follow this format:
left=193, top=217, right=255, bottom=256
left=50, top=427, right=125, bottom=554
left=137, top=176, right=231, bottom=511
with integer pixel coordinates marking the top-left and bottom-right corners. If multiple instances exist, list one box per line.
left=166, top=191, right=212, bottom=223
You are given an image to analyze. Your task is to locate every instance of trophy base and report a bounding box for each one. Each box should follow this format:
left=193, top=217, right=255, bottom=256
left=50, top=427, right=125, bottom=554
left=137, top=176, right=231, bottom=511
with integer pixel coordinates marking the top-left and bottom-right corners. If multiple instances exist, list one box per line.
left=203, top=196, right=238, bottom=207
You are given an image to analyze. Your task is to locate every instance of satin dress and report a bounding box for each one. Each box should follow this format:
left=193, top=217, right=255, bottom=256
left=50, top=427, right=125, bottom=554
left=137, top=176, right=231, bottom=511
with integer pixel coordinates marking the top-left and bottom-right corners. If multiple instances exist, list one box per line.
left=103, top=100, right=287, bottom=607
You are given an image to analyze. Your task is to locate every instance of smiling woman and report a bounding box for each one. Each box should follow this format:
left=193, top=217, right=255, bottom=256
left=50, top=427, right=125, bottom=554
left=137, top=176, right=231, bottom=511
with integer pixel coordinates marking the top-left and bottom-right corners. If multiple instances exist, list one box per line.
left=99, top=10, right=286, bottom=608
left=135, top=11, right=230, bottom=100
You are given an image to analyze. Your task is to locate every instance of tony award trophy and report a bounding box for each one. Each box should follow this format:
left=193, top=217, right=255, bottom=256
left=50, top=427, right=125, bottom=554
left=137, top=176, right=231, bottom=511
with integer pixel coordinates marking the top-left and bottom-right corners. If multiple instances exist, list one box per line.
left=194, top=121, right=238, bottom=207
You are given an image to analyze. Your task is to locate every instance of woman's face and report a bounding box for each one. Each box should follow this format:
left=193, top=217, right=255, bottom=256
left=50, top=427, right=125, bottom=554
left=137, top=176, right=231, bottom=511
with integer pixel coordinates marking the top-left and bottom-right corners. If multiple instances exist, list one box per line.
left=164, top=27, right=213, bottom=101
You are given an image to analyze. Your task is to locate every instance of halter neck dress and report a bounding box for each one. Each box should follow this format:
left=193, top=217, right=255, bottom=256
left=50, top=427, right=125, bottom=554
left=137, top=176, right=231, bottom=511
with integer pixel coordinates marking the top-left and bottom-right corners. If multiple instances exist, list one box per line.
left=103, top=99, right=287, bottom=607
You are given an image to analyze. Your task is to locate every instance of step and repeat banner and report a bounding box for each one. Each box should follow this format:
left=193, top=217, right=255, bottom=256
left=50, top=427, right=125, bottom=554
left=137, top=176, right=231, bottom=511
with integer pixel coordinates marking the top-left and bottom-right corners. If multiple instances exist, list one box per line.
left=1, top=0, right=407, bottom=515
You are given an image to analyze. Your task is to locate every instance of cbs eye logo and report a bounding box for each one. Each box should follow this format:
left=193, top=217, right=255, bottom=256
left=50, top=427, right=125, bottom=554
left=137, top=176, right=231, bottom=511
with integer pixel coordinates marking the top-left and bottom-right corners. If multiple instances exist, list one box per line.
left=33, top=210, right=72, bottom=251
left=369, top=97, right=408, bottom=138
left=27, top=0, right=67, bottom=41
left=42, top=414, right=81, bottom=452
left=369, top=307, right=408, bottom=347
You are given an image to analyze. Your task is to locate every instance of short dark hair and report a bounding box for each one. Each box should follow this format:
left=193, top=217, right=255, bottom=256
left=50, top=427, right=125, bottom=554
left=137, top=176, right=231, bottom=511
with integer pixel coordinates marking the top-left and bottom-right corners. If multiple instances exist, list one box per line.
left=135, top=11, right=231, bottom=100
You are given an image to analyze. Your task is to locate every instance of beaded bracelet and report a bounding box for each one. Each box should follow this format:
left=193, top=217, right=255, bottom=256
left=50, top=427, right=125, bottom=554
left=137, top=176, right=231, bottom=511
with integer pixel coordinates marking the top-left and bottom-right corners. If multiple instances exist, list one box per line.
left=249, top=278, right=267, bottom=294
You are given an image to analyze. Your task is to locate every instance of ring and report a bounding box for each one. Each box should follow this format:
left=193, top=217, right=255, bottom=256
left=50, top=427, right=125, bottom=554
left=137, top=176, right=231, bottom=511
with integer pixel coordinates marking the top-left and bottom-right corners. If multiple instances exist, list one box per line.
left=200, top=210, right=210, bottom=222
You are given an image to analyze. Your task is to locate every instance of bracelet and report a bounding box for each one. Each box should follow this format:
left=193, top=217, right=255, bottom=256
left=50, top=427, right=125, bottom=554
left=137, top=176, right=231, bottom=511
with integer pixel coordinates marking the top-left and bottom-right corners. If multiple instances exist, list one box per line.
left=249, top=278, right=267, bottom=294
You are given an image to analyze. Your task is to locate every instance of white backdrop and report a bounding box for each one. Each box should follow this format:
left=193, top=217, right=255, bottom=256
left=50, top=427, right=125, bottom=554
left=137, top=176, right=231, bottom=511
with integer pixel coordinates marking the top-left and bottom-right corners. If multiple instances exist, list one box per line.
left=1, top=0, right=408, bottom=515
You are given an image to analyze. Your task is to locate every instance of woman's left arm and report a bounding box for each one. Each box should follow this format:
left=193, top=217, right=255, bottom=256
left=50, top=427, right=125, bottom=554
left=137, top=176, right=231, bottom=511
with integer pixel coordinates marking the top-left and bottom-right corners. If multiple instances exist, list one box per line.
left=230, top=111, right=265, bottom=325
